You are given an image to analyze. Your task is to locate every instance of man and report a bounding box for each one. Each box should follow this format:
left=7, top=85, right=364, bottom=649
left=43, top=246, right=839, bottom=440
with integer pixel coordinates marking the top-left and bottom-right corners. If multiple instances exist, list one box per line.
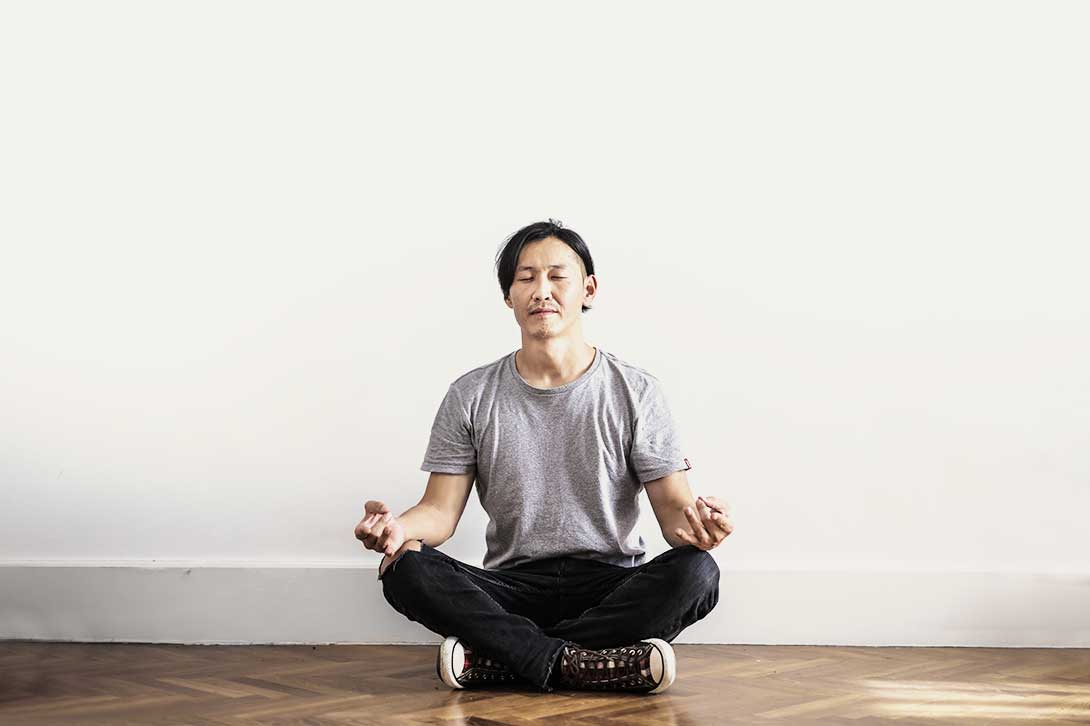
left=353, top=219, right=733, bottom=694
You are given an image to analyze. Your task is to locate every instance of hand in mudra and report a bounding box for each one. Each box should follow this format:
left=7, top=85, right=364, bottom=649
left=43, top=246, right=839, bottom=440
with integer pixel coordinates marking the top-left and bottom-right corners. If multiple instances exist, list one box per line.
left=674, top=494, right=734, bottom=551
left=354, top=500, right=406, bottom=556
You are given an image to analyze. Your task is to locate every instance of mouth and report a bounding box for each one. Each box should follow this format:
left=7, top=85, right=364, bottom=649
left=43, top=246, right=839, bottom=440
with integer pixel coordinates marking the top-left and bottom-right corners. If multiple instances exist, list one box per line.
left=532, top=311, right=557, bottom=316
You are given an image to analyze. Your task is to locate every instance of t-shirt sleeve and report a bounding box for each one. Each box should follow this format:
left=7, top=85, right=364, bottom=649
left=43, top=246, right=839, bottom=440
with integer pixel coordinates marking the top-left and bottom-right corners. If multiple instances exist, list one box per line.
left=420, top=384, right=477, bottom=474
left=630, top=378, right=692, bottom=484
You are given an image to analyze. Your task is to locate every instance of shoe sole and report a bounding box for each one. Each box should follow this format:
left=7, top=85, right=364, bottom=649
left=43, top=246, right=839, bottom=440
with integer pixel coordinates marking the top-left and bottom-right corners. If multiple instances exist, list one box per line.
left=437, top=635, right=465, bottom=689
left=644, top=638, right=676, bottom=694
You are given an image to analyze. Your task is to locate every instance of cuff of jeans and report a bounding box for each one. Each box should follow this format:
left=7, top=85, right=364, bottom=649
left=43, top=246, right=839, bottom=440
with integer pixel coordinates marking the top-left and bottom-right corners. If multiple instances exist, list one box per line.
left=541, top=641, right=569, bottom=692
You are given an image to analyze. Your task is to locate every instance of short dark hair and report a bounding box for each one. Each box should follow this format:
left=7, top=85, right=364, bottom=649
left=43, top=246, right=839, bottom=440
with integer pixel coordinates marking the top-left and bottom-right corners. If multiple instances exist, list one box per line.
left=495, top=218, right=596, bottom=313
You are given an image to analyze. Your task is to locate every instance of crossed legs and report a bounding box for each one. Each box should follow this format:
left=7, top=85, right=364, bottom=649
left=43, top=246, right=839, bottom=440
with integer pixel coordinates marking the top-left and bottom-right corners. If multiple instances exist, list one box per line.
left=378, top=543, right=720, bottom=690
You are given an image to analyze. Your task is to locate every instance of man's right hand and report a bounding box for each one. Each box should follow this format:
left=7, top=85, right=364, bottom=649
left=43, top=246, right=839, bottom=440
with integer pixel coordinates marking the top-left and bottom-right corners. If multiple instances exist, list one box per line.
left=354, top=500, right=406, bottom=556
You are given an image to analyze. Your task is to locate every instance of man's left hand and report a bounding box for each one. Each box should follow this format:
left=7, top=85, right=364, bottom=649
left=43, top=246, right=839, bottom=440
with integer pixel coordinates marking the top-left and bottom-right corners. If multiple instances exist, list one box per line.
left=675, top=495, right=734, bottom=551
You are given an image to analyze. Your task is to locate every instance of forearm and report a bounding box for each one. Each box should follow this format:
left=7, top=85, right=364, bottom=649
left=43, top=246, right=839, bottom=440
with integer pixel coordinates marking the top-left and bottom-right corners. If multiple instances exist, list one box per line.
left=659, top=501, right=698, bottom=548
left=396, top=503, right=453, bottom=546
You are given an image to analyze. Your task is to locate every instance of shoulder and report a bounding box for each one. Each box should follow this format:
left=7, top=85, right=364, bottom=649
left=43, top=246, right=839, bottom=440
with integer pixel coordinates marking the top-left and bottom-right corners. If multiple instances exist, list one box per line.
left=445, top=351, right=511, bottom=397
left=598, top=348, right=664, bottom=402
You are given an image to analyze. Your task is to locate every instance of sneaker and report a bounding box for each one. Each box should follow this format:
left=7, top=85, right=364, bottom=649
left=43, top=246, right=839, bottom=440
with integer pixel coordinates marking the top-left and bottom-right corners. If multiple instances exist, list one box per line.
left=436, top=635, right=521, bottom=689
left=554, top=638, right=676, bottom=694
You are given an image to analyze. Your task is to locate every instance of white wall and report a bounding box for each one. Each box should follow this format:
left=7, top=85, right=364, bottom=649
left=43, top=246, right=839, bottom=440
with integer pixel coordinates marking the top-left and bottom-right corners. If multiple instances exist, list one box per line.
left=2, top=1, right=1088, bottom=643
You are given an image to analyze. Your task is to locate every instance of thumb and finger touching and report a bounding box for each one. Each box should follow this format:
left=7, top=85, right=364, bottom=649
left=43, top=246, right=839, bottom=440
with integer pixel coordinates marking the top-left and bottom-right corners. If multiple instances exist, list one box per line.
left=357, top=508, right=403, bottom=556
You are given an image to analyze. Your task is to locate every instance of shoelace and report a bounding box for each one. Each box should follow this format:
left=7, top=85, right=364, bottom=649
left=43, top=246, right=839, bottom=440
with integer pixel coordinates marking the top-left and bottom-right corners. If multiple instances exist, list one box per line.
left=559, top=643, right=656, bottom=690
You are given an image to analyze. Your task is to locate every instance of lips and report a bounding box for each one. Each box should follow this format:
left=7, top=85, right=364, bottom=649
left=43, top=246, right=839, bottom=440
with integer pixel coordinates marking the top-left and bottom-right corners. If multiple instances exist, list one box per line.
left=532, top=310, right=557, bottom=315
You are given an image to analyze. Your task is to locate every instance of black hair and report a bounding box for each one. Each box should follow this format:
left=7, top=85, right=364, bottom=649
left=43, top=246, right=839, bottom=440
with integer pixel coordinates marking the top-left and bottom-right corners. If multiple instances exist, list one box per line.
left=494, top=218, right=596, bottom=313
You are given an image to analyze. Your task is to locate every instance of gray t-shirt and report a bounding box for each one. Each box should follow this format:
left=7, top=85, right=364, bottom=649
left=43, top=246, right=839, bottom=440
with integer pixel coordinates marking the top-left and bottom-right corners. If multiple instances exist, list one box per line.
left=420, top=345, right=691, bottom=570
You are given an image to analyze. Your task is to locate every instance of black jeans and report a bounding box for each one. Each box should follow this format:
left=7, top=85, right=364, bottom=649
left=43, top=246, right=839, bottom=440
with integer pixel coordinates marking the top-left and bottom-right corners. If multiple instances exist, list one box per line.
left=378, top=542, right=720, bottom=692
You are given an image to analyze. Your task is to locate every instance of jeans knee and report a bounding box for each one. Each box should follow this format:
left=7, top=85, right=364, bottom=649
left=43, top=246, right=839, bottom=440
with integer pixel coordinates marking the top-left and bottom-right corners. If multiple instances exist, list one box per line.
left=378, top=547, right=425, bottom=596
left=677, top=547, right=720, bottom=599
left=380, top=551, right=427, bottom=617
left=378, top=540, right=424, bottom=579
left=381, top=578, right=405, bottom=614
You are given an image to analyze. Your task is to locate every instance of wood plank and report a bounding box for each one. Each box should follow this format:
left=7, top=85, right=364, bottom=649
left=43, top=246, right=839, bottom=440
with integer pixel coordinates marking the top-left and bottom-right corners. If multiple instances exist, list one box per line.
left=0, top=642, right=1087, bottom=725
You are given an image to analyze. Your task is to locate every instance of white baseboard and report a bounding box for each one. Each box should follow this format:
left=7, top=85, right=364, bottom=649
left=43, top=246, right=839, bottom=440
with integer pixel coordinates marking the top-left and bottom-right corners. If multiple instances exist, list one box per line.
left=2, top=564, right=1087, bottom=646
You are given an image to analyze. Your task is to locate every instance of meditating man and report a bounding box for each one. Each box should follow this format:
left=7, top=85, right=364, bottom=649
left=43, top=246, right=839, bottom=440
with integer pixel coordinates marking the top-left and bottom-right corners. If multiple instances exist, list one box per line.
left=353, top=218, right=733, bottom=694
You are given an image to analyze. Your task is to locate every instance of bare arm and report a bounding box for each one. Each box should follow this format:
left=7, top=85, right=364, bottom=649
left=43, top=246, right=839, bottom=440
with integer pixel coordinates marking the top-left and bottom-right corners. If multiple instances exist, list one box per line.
left=644, top=470, right=701, bottom=548
left=398, top=468, right=476, bottom=546
left=645, top=469, right=735, bottom=550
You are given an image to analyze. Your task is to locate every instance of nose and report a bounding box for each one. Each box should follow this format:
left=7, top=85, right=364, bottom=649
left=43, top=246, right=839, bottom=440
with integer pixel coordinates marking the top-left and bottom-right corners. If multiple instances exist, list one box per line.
left=532, top=279, right=553, bottom=303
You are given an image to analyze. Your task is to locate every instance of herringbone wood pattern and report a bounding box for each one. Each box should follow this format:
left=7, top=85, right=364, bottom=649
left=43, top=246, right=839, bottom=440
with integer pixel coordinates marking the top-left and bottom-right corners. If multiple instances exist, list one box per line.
left=2, top=642, right=1088, bottom=725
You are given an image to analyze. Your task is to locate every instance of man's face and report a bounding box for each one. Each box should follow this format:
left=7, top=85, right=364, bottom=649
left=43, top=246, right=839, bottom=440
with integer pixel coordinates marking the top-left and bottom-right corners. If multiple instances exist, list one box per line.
left=505, top=237, right=595, bottom=339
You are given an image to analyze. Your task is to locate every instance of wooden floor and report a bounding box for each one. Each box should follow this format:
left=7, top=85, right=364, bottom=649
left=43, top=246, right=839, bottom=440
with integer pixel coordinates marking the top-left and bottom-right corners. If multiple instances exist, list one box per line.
left=1, top=642, right=1088, bottom=725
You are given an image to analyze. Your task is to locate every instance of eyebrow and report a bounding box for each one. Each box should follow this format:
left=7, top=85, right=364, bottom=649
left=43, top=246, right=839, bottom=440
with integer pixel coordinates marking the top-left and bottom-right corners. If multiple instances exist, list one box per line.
left=516, top=264, right=569, bottom=272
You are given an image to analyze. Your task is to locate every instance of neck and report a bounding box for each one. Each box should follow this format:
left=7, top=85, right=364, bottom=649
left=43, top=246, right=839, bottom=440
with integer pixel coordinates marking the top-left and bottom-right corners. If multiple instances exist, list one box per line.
left=515, top=338, right=596, bottom=387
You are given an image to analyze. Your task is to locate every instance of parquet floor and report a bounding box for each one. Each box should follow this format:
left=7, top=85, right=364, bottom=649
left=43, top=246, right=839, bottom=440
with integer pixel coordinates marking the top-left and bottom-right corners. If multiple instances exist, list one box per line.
left=2, top=642, right=1088, bottom=725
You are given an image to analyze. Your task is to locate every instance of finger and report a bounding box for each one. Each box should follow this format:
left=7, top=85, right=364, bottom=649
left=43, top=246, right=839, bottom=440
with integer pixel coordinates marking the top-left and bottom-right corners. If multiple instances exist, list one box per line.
left=710, top=512, right=734, bottom=535
left=674, top=527, right=697, bottom=547
left=384, top=521, right=405, bottom=553
left=675, top=527, right=712, bottom=550
left=696, top=498, right=715, bottom=523
left=698, top=495, right=730, bottom=515
left=705, top=496, right=731, bottom=516
left=360, top=514, right=380, bottom=536
left=696, top=502, right=729, bottom=539
left=365, top=501, right=390, bottom=516
left=360, top=513, right=378, bottom=533
left=688, top=501, right=715, bottom=540
left=700, top=504, right=726, bottom=540
left=684, top=505, right=713, bottom=546
left=701, top=503, right=736, bottom=531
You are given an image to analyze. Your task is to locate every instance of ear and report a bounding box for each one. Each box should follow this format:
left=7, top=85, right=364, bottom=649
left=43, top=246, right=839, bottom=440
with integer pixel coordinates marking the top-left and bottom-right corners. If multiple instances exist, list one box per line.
left=583, top=274, right=598, bottom=302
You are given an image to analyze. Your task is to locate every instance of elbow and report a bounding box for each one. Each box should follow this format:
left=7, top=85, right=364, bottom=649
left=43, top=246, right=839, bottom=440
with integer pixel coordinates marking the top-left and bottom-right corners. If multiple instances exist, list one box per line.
left=433, top=521, right=456, bottom=547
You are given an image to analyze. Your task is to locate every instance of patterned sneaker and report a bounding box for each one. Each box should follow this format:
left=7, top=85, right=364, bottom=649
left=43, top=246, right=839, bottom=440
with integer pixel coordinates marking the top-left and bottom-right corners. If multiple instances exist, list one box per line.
left=436, top=636, right=521, bottom=689
left=554, top=638, right=676, bottom=694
